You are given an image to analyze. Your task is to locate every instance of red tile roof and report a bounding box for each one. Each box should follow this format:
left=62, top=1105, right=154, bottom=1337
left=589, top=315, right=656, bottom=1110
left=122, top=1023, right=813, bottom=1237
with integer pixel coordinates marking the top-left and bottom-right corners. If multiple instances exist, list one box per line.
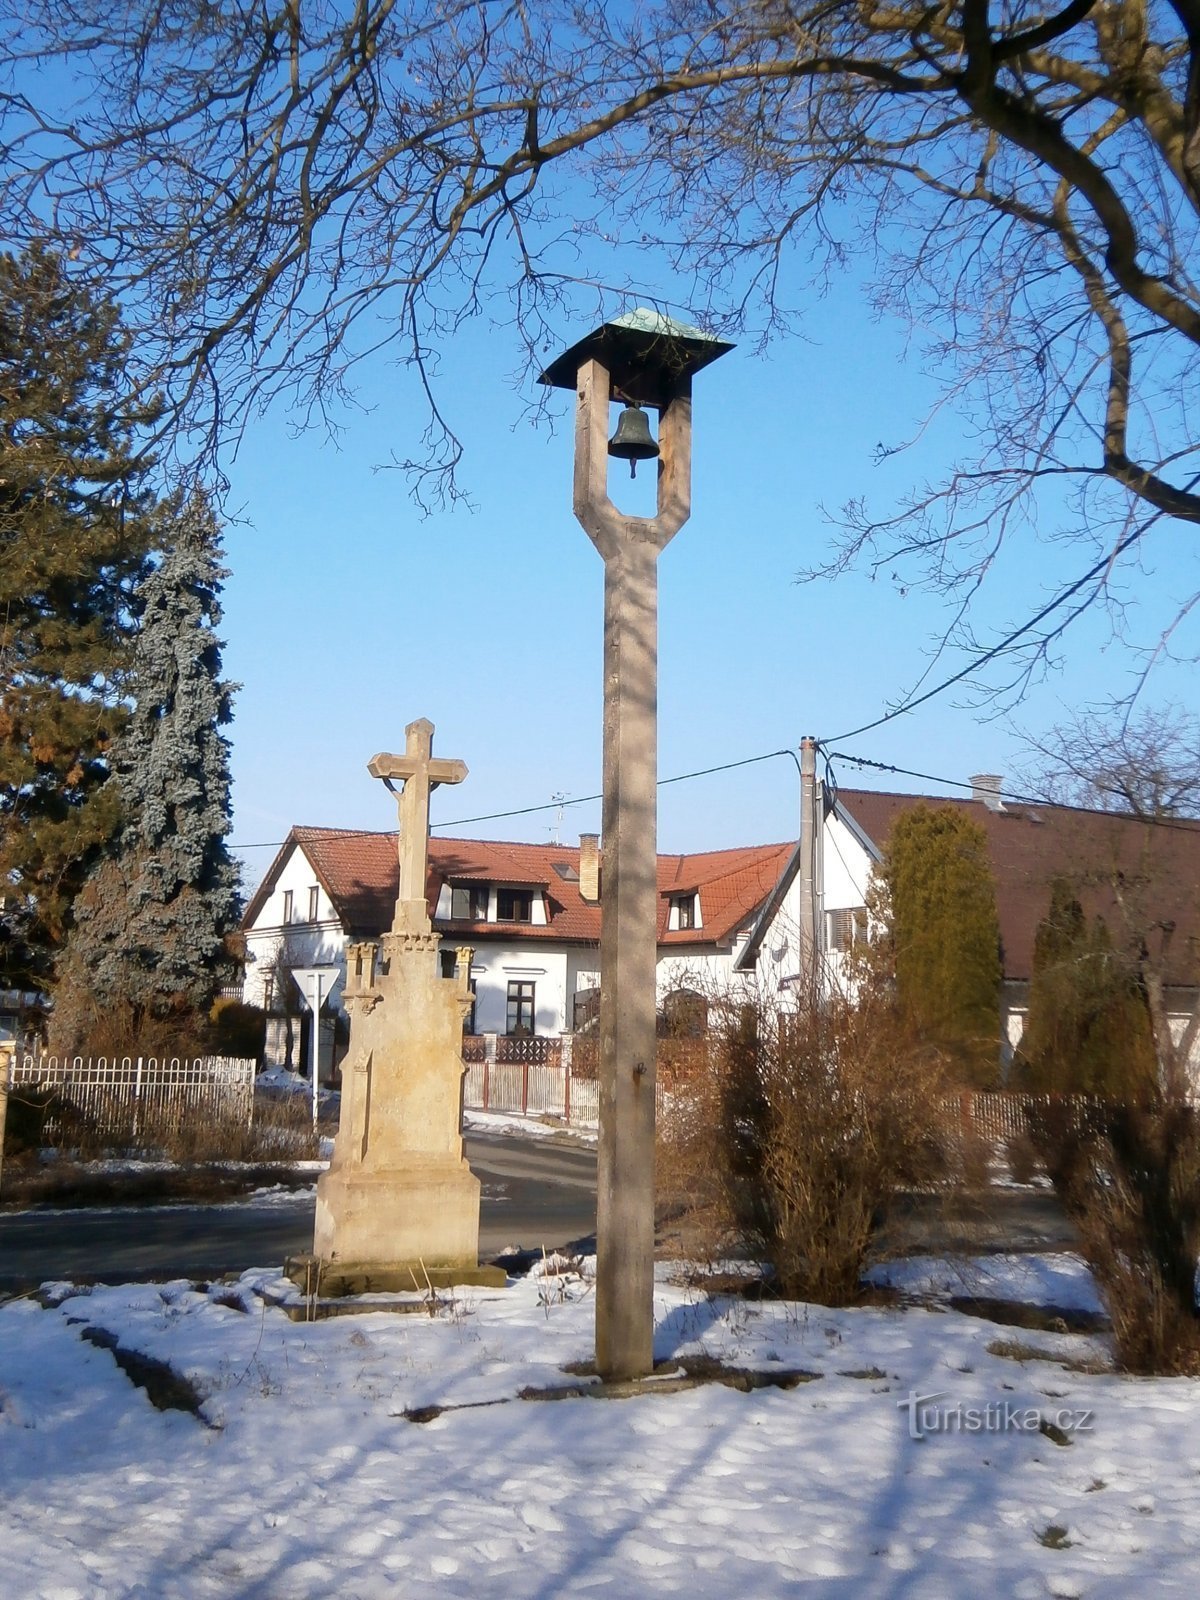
left=244, top=829, right=792, bottom=949
left=241, top=792, right=1200, bottom=988
left=837, top=789, right=1200, bottom=986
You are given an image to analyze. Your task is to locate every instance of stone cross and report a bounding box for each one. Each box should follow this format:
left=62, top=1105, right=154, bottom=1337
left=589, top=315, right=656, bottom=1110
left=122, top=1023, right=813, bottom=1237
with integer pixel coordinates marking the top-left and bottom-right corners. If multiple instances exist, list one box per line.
left=368, top=718, right=467, bottom=932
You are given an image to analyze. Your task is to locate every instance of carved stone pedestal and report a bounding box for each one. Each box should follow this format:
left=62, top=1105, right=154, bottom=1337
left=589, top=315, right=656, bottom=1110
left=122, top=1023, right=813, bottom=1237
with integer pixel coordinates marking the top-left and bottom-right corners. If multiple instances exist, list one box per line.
left=300, top=927, right=504, bottom=1295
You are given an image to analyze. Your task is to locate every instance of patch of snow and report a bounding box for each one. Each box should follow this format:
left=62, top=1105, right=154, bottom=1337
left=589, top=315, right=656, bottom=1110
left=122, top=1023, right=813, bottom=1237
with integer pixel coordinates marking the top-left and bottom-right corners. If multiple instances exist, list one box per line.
left=465, top=1108, right=597, bottom=1144
left=1, top=1255, right=1195, bottom=1598
left=868, top=1252, right=1105, bottom=1315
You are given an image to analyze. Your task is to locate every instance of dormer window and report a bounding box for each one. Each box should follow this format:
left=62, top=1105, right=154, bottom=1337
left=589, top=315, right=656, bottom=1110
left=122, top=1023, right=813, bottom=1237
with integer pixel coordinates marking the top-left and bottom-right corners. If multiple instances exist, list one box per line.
left=496, top=887, right=534, bottom=923
left=451, top=883, right=489, bottom=920
left=670, top=892, right=698, bottom=931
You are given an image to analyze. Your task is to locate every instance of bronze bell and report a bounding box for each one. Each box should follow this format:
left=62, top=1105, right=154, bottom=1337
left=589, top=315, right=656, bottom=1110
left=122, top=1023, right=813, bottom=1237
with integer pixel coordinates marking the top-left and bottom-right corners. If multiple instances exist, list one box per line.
left=608, top=402, right=659, bottom=477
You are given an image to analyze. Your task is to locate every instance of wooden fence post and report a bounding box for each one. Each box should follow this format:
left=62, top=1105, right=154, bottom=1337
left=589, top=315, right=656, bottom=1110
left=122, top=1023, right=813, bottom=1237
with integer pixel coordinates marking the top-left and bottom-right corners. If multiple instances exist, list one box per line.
left=483, top=1033, right=497, bottom=1110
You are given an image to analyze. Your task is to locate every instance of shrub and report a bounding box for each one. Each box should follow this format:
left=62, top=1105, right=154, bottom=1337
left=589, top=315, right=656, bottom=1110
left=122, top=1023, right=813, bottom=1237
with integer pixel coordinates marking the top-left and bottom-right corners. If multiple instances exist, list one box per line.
left=1003, top=1130, right=1042, bottom=1186
left=1014, top=880, right=1157, bottom=1097
left=208, top=997, right=266, bottom=1062
left=880, top=804, right=1003, bottom=1087
left=1, top=1083, right=98, bottom=1157
left=659, top=980, right=951, bottom=1304
left=44, top=991, right=209, bottom=1060
left=1027, top=1095, right=1200, bottom=1374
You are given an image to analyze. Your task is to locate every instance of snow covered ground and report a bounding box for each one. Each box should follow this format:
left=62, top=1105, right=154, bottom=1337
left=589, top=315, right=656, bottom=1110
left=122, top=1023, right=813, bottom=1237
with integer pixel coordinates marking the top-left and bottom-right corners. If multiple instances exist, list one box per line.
left=2, top=1250, right=1198, bottom=1598
left=464, top=1107, right=596, bottom=1144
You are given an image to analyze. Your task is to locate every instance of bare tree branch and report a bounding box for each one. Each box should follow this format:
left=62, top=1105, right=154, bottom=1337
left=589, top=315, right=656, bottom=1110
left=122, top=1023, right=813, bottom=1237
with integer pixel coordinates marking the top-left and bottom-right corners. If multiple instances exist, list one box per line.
left=0, top=0, right=1196, bottom=684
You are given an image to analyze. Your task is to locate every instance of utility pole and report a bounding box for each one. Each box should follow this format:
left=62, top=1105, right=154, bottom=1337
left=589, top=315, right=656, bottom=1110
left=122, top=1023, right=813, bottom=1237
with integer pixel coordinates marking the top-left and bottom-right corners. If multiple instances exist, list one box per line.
left=798, top=736, right=820, bottom=991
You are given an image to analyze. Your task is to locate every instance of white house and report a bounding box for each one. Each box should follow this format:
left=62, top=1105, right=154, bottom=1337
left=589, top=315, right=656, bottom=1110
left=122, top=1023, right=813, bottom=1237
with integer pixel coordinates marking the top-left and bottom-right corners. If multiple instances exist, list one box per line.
left=737, top=776, right=1200, bottom=1074
left=241, top=828, right=792, bottom=1077
left=242, top=779, right=1200, bottom=1081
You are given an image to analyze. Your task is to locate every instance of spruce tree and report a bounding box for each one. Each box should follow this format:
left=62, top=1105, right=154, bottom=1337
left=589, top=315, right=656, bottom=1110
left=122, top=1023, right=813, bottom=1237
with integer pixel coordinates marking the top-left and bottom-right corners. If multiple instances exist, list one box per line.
left=1017, top=880, right=1157, bottom=1097
left=51, top=492, right=241, bottom=1052
left=881, top=803, right=1002, bottom=1086
left=0, top=246, right=161, bottom=990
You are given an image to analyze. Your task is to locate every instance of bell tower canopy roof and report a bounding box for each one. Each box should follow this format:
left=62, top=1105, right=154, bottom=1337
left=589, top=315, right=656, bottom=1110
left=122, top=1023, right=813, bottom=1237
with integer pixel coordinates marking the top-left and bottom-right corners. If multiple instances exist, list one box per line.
left=538, top=308, right=734, bottom=407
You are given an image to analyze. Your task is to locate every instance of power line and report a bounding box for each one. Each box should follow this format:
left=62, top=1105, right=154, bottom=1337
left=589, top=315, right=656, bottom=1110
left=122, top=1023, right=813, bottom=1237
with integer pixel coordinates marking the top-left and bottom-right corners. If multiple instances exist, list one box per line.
left=822, top=523, right=1148, bottom=745
left=228, top=747, right=803, bottom=851
left=825, top=750, right=1200, bottom=833
left=228, top=733, right=1200, bottom=853
left=435, top=748, right=800, bottom=827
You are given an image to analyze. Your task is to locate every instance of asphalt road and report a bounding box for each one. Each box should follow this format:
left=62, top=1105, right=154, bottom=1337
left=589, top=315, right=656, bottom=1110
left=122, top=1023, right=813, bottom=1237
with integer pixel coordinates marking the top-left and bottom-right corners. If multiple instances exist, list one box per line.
left=0, top=1130, right=598, bottom=1294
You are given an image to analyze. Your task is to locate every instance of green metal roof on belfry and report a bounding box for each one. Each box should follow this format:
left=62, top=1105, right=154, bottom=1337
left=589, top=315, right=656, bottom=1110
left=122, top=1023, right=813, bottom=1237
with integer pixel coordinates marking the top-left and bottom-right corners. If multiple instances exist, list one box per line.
left=538, top=308, right=734, bottom=407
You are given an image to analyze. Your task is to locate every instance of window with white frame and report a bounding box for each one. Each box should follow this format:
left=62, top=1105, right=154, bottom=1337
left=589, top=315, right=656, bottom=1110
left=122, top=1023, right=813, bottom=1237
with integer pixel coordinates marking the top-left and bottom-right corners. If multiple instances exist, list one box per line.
left=282, top=889, right=294, bottom=924
left=450, top=882, right=490, bottom=920
left=670, top=892, right=698, bottom=931
left=308, top=884, right=319, bottom=922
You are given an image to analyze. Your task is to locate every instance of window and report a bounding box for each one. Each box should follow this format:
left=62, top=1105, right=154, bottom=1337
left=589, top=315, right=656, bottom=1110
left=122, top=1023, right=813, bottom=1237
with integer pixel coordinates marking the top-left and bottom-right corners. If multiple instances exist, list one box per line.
left=573, top=986, right=600, bottom=1033
left=828, top=906, right=868, bottom=951
left=263, top=976, right=275, bottom=1013
left=506, top=980, right=535, bottom=1036
left=450, top=883, right=490, bottom=920
left=282, top=889, right=293, bottom=924
left=659, top=987, right=708, bottom=1038
left=496, top=887, right=533, bottom=922
left=308, top=885, right=320, bottom=922
left=671, top=893, right=697, bottom=930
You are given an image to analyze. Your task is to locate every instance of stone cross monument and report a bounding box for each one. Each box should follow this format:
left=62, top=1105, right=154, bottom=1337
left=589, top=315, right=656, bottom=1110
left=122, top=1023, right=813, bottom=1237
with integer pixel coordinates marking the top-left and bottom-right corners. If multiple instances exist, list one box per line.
left=303, top=717, right=504, bottom=1294
left=367, top=718, right=468, bottom=935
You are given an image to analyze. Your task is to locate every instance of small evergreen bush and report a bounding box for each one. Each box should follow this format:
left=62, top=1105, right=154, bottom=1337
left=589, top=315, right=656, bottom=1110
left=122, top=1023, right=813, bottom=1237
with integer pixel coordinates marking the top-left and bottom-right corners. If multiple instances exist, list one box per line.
left=208, top=998, right=266, bottom=1063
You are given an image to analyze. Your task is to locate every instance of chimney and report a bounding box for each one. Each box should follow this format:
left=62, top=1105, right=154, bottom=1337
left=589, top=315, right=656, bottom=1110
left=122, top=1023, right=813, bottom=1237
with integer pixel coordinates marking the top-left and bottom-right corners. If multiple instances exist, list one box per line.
left=579, top=833, right=600, bottom=903
left=970, top=773, right=1005, bottom=812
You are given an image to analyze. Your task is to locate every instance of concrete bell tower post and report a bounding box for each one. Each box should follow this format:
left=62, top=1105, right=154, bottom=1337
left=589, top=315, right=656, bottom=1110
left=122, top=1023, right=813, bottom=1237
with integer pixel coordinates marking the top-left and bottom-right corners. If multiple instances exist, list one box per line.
left=540, top=310, right=733, bottom=1380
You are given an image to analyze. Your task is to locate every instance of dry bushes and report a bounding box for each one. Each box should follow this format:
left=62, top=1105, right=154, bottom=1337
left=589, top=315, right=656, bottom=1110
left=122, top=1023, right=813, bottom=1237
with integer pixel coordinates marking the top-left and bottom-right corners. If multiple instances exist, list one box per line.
left=149, top=1092, right=321, bottom=1164
left=3, top=1082, right=319, bottom=1168
left=658, top=980, right=950, bottom=1304
left=1028, top=1096, right=1200, bottom=1374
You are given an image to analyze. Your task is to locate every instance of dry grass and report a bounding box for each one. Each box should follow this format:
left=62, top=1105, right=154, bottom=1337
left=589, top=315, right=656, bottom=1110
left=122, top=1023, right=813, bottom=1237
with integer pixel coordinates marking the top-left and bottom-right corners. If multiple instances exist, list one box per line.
left=3, top=1086, right=320, bottom=1189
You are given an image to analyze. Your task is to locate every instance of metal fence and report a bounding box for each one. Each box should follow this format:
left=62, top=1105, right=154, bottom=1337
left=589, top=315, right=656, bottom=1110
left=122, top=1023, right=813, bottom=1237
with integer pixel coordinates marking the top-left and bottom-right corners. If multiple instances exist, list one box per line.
left=465, top=1058, right=672, bottom=1128
left=4, top=1053, right=257, bottom=1138
left=460, top=1035, right=709, bottom=1128
left=462, top=1056, right=1105, bottom=1139
left=947, top=1091, right=1097, bottom=1143
left=461, top=1034, right=562, bottom=1066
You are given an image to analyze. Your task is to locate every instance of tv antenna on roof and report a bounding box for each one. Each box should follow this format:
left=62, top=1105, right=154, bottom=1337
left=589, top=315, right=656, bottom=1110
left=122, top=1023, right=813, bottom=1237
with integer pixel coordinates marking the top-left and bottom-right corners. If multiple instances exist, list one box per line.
left=548, top=792, right=568, bottom=845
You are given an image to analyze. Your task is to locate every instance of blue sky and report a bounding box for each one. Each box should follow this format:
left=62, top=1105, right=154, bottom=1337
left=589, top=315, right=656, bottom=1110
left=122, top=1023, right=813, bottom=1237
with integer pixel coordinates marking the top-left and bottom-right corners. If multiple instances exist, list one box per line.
left=10, top=7, right=1195, bottom=893
left=219, top=263, right=1195, bottom=892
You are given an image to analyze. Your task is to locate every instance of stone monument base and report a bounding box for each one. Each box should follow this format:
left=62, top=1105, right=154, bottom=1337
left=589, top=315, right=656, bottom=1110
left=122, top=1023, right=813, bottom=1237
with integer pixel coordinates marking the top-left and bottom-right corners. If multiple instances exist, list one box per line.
left=305, top=1158, right=505, bottom=1293
left=285, top=1253, right=507, bottom=1298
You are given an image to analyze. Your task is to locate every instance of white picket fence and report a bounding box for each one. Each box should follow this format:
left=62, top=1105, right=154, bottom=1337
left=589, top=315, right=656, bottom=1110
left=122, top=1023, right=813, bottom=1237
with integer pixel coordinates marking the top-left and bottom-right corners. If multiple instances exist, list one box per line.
left=4, top=1053, right=257, bottom=1137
